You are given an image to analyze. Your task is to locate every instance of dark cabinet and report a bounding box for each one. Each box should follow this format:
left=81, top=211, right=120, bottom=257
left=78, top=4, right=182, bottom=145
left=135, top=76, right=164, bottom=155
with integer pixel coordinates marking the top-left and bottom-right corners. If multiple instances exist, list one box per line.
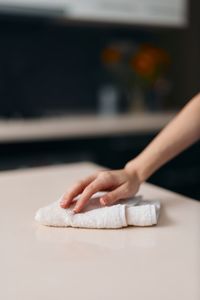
left=0, top=134, right=199, bottom=199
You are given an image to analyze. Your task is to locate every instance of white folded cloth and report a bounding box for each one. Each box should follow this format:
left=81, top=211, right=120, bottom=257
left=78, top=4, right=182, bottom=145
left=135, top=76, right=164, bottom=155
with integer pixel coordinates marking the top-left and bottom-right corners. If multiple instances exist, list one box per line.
left=35, top=192, right=160, bottom=229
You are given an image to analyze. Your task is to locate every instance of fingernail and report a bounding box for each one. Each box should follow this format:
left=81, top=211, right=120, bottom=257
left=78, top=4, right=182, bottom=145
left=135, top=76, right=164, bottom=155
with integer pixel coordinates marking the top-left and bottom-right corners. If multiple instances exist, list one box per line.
left=100, top=198, right=106, bottom=206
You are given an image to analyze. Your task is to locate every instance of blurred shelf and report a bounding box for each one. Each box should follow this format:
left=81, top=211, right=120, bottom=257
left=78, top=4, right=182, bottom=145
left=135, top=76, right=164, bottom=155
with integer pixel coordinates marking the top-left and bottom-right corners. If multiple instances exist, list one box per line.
left=0, top=0, right=188, bottom=28
left=64, top=0, right=188, bottom=28
left=0, top=112, right=176, bottom=143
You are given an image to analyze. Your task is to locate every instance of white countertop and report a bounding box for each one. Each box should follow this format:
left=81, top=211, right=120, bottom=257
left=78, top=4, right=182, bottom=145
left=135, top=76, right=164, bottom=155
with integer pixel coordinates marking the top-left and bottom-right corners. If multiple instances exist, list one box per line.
left=0, top=162, right=199, bottom=300
left=0, top=112, right=175, bottom=142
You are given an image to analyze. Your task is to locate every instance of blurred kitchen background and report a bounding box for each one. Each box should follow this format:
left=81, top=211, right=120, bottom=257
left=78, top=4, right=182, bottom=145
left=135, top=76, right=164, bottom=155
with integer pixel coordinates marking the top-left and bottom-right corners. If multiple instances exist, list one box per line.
left=0, top=0, right=199, bottom=199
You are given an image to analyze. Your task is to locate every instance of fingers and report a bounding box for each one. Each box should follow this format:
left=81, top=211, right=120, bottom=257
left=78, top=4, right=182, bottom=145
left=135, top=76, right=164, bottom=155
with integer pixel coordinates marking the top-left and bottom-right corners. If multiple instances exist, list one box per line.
left=99, top=183, right=130, bottom=206
left=60, top=174, right=97, bottom=208
left=61, top=170, right=125, bottom=213
left=73, top=175, right=112, bottom=213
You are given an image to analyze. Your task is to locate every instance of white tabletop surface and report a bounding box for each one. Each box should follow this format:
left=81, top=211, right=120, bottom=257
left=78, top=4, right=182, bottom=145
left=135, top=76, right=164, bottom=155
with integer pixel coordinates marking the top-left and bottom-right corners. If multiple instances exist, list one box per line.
left=0, top=112, right=175, bottom=142
left=0, top=162, right=199, bottom=300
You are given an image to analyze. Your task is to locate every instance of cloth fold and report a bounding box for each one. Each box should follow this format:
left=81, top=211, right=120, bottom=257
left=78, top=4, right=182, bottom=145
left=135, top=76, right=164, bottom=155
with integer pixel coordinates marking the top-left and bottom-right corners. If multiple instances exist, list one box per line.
left=35, top=192, right=160, bottom=229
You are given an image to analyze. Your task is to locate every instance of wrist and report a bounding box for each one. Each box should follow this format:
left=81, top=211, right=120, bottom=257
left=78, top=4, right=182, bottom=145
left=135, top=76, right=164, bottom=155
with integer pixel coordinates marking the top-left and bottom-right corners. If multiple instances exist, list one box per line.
left=125, top=156, right=151, bottom=183
left=124, top=159, right=143, bottom=184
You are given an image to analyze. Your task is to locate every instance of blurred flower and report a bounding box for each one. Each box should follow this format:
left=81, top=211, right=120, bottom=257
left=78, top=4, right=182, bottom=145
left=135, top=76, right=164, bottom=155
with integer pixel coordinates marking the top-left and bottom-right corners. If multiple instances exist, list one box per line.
left=130, top=44, right=170, bottom=82
left=101, top=47, right=122, bottom=65
left=131, top=51, right=155, bottom=77
left=100, top=41, right=171, bottom=111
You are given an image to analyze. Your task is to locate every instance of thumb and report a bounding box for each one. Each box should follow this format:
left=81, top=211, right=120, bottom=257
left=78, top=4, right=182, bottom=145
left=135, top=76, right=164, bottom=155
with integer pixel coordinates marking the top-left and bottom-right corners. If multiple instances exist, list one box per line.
left=100, top=185, right=127, bottom=206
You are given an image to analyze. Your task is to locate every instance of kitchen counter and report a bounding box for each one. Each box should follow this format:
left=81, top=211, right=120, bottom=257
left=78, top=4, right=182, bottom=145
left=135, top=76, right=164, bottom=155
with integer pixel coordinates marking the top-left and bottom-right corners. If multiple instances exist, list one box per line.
left=0, top=112, right=175, bottom=142
left=0, top=162, right=199, bottom=300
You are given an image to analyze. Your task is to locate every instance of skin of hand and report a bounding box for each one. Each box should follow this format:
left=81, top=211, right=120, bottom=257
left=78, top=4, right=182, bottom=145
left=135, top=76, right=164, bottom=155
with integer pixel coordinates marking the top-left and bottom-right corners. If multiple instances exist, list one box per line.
left=60, top=92, right=200, bottom=213
left=60, top=168, right=141, bottom=213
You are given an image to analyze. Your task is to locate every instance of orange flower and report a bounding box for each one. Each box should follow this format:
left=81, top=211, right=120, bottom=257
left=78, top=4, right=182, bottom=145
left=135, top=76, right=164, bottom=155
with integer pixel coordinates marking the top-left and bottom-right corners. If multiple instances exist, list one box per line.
left=141, top=44, right=170, bottom=65
left=101, top=47, right=122, bottom=65
left=131, top=45, right=170, bottom=78
left=131, top=51, right=156, bottom=77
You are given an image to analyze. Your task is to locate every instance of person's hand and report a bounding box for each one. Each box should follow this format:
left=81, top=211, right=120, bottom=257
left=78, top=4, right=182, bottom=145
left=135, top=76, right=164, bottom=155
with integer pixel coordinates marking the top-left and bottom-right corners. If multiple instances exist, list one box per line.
left=60, top=168, right=141, bottom=213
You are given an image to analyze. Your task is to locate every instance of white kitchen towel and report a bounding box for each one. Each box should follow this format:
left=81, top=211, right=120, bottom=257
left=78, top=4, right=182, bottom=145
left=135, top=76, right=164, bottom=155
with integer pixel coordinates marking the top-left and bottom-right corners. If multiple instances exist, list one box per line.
left=35, top=192, right=160, bottom=229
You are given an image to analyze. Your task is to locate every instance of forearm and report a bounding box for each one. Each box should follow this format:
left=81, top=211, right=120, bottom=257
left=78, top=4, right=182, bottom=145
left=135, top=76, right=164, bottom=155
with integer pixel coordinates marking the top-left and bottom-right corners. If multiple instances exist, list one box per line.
left=125, top=93, right=200, bottom=182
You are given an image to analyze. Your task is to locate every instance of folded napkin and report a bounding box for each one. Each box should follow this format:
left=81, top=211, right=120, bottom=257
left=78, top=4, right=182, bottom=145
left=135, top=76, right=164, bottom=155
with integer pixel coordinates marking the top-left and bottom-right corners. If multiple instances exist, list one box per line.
left=35, top=192, right=160, bottom=229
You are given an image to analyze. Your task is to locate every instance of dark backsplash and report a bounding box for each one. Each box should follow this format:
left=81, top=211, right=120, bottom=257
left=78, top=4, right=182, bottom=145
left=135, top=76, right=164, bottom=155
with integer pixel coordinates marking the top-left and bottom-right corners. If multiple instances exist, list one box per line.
left=0, top=16, right=102, bottom=117
left=0, top=14, right=186, bottom=118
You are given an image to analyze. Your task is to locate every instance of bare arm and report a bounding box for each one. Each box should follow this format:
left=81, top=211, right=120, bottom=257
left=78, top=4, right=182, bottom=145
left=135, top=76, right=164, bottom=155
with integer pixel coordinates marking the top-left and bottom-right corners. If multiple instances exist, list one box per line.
left=125, top=93, right=200, bottom=181
left=61, top=93, right=200, bottom=213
